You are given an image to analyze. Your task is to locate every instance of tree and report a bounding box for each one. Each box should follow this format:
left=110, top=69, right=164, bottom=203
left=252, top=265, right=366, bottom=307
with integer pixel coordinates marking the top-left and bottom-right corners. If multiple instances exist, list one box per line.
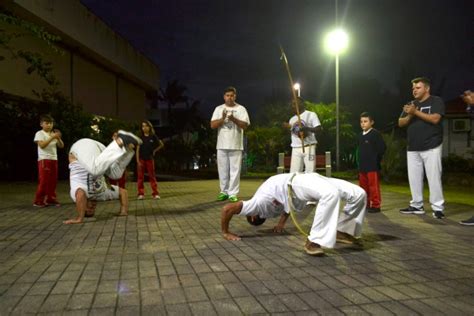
left=306, top=101, right=356, bottom=168
left=159, top=79, right=188, bottom=128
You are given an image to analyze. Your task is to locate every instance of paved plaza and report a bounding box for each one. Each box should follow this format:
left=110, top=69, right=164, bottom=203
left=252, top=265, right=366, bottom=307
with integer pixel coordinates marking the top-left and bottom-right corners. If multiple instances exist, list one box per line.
left=0, top=179, right=472, bottom=315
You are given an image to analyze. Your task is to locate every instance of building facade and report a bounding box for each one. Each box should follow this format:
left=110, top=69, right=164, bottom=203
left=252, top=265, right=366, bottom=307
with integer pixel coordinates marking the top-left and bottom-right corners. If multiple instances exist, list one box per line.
left=1, top=0, right=159, bottom=122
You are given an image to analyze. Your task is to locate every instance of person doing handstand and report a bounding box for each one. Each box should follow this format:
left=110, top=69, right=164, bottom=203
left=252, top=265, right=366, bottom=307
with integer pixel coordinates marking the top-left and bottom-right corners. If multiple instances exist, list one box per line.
left=63, top=130, right=141, bottom=224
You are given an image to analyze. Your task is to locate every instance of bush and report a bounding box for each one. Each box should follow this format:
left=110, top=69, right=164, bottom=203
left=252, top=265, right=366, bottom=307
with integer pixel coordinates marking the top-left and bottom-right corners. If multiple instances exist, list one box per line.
left=442, top=154, right=474, bottom=173
left=381, top=131, right=407, bottom=182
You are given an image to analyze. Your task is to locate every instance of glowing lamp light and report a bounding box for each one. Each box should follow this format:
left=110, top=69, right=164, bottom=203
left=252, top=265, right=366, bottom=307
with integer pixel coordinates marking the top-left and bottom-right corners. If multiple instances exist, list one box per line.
left=324, top=29, right=349, bottom=55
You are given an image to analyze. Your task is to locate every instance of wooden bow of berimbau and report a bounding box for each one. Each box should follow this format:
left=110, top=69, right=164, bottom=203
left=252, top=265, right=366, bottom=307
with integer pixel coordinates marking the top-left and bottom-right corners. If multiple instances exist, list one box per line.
left=279, top=45, right=305, bottom=152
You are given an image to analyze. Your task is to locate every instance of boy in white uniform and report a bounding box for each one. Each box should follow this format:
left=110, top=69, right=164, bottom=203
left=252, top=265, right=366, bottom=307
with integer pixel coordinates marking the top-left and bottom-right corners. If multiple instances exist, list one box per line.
left=221, top=173, right=367, bottom=256
left=33, top=114, right=64, bottom=207
left=63, top=130, right=141, bottom=224
left=210, top=86, right=250, bottom=202
left=283, top=98, right=321, bottom=173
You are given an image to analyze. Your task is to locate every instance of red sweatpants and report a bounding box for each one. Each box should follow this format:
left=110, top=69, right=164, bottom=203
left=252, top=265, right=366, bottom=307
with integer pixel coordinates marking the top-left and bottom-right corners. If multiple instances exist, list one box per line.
left=109, top=170, right=127, bottom=189
left=359, top=171, right=381, bottom=208
left=34, top=159, right=58, bottom=205
left=137, top=159, right=159, bottom=196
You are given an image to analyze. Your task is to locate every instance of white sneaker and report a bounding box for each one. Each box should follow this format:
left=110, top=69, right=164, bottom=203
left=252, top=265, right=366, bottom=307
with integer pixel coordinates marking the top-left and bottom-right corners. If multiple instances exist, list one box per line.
left=137, top=195, right=144, bottom=200
left=153, top=195, right=161, bottom=200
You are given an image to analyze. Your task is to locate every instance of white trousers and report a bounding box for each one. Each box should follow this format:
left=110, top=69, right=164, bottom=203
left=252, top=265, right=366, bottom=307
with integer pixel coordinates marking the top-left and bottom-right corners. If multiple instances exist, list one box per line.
left=291, top=174, right=367, bottom=248
left=407, top=144, right=444, bottom=211
left=290, top=144, right=316, bottom=173
left=217, top=149, right=242, bottom=196
left=70, top=138, right=134, bottom=180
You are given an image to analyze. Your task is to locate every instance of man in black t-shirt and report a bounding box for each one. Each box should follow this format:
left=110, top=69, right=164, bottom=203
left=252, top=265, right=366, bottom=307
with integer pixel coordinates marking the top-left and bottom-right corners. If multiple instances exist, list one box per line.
left=398, top=77, right=445, bottom=219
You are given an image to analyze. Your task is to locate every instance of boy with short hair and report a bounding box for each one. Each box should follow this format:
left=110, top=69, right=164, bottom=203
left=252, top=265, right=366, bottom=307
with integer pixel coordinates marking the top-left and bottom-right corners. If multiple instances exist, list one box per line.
left=358, top=112, right=386, bottom=213
left=33, top=114, right=64, bottom=207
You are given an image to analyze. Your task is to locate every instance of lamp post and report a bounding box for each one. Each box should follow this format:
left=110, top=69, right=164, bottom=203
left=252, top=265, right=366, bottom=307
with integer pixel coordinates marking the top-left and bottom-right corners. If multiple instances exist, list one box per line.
left=324, top=28, right=348, bottom=171
left=293, top=83, right=301, bottom=97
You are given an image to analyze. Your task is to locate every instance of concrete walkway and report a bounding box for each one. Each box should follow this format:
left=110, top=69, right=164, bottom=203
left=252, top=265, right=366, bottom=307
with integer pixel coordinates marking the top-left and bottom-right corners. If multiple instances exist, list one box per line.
left=0, top=180, right=472, bottom=315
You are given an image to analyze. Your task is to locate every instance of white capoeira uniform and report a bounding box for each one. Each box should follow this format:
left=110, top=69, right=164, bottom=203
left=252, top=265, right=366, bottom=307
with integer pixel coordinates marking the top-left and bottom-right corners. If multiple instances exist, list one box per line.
left=211, top=103, right=250, bottom=196
left=289, top=111, right=321, bottom=173
left=69, top=138, right=134, bottom=202
left=239, top=173, right=367, bottom=248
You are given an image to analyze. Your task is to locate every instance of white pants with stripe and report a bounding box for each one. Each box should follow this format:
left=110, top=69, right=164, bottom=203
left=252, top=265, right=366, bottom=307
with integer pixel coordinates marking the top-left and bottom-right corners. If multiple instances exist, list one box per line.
left=407, top=144, right=444, bottom=211
left=70, top=138, right=134, bottom=180
left=217, top=149, right=242, bottom=196
left=290, top=144, right=316, bottom=173
left=291, top=174, right=367, bottom=248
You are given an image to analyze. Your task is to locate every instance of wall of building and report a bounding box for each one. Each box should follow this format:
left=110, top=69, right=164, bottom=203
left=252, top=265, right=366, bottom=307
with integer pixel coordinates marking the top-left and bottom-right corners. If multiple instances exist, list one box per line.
left=0, top=23, right=71, bottom=99
left=444, top=119, right=473, bottom=158
left=1, top=0, right=159, bottom=122
left=11, top=0, right=159, bottom=89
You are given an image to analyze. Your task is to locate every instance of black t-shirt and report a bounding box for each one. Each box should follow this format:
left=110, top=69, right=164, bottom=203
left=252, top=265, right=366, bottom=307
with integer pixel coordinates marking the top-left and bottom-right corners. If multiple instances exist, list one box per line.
left=139, top=134, right=160, bottom=160
left=358, top=129, right=386, bottom=172
left=406, top=96, right=445, bottom=151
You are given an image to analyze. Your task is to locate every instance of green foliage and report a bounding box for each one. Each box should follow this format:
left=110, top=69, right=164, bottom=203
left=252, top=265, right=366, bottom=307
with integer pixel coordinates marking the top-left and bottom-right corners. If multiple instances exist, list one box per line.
left=307, top=102, right=356, bottom=167
left=246, top=126, right=289, bottom=171
left=253, top=101, right=292, bottom=127
left=442, top=154, right=474, bottom=173
left=380, top=131, right=407, bottom=182
left=0, top=10, right=63, bottom=86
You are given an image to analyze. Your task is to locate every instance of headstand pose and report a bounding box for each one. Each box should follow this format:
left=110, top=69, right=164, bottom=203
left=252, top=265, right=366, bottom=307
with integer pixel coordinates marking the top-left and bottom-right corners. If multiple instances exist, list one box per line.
left=221, top=173, right=367, bottom=256
left=63, top=131, right=141, bottom=224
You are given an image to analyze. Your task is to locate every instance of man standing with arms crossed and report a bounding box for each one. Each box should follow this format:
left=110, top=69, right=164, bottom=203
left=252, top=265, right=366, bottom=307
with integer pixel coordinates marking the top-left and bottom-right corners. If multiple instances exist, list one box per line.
left=211, top=87, right=250, bottom=202
left=399, top=77, right=445, bottom=219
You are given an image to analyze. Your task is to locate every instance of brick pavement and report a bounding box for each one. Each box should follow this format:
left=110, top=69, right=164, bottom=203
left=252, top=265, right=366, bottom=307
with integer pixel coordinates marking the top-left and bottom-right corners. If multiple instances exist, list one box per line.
left=0, top=180, right=472, bottom=315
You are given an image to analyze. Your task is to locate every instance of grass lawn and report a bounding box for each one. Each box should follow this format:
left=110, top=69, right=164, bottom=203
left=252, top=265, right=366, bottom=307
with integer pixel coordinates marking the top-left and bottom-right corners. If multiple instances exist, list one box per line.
left=382, top=183, right=474, bottom=207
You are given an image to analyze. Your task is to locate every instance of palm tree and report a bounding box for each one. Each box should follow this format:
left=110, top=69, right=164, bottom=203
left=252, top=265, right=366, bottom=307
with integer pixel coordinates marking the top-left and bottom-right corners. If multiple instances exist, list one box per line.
left=159, top=79, right=188, bottom=127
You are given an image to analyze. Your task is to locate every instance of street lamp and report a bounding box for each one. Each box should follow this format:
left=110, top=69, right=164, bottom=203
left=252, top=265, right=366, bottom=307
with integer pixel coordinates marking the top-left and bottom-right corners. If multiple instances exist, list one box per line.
left=324, top=28, right=348, bottom=171
left=293, top=82, right=301, bottom=97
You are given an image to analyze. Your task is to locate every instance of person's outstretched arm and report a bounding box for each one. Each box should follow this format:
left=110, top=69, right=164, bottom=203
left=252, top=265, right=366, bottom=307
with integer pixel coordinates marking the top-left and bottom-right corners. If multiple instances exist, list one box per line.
left=221, top=201, right=243, bottom=240
left=118, top=187, right=128, bottom=216
left=273, top=212, right=290, bottom=233
left=63, top=189, right=87, bottom=224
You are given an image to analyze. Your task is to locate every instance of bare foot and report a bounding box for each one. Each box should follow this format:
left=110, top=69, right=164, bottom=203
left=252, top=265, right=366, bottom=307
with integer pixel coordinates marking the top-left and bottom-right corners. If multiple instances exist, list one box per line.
left=117, top=211, right=128, bottom=216
left=223, top=232, right=241, bottom=241
left=63, top=217, right=83, bottom=225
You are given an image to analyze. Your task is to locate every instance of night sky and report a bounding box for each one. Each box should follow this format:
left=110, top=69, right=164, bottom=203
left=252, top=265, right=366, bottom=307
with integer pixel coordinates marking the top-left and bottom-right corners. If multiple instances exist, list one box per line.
left=81, top=0, right=473, bottom=121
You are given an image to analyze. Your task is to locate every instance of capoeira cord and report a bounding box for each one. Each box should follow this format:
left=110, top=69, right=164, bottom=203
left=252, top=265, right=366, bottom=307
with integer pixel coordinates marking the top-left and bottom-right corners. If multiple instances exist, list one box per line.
left=287, top=173, right=309, bottom=237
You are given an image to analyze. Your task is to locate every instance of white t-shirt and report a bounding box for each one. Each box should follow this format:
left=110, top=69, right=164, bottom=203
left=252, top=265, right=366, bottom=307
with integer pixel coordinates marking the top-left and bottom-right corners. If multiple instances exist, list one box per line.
left=69, top=161, right=119, bottom=202
left=289, top=111, right=321, bottom=147
left=240, top=173, right=306, bottom=218
left=211, top=103, right=250, bottom=150
left=34, top=130, right=58, bottom=160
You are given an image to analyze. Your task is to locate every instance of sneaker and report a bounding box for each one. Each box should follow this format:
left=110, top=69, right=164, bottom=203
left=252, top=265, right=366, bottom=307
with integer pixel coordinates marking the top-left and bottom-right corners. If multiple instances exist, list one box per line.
left=367, top=207, right=381, bottom=213
left=459, top=216, right=474, bottom=226
left=118, top=130, right=142, bottom=147
left=432, top=211, right=445, bottom=219
left=228, top=195, right=238, bottom=202
left=399, top=206, right=425, bottom=215
left=217, top=193, right=228, bottom=201
left=153, top=195, right=161, bottom=200
left=137, top=195, right=144, bottom=200
left=336, top=231, right=357, bottom=245
left=304, top=239, right=324, bottom=256
left=33, top=203, right=46, bottom=208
